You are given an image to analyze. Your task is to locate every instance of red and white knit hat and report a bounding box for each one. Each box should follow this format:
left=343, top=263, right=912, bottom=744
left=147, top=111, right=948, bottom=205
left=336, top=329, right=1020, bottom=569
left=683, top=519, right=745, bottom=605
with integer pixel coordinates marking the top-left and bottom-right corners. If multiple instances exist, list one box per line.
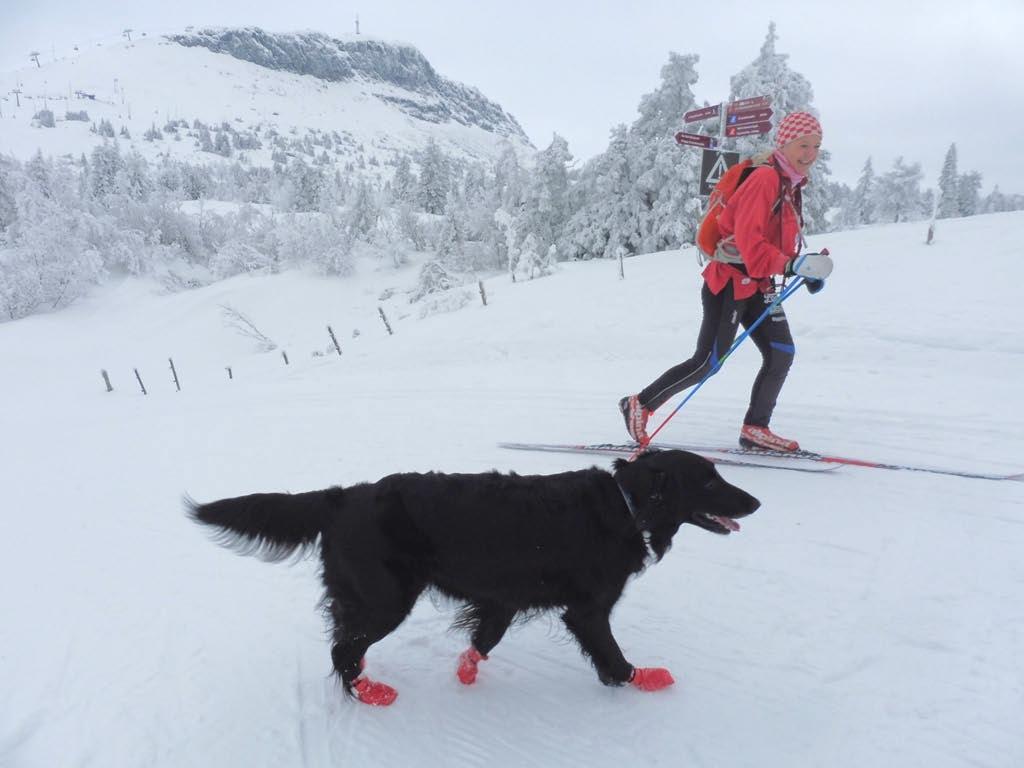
left=775, top=112, right=822, bottom=148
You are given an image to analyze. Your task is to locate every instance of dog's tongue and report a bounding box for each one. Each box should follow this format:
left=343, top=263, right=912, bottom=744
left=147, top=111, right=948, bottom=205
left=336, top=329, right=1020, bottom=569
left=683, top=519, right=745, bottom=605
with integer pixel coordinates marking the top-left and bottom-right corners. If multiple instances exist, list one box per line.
left=710, top=515, right=741, bottom=532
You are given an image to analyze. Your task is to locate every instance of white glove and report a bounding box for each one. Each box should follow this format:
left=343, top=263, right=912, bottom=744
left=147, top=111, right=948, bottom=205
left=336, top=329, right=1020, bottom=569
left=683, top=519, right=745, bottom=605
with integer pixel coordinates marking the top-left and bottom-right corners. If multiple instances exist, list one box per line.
left=786, top=252, right=833, bottom=280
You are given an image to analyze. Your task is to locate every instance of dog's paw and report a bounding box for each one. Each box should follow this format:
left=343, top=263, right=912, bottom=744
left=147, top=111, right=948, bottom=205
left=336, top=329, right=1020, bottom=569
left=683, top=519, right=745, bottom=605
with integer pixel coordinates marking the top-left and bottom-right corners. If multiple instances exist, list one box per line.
left=456, top=647, right=488, bottom=685
left=352, top=676, right=398, bottom=706
left=629, top=666, right=675, bottom=692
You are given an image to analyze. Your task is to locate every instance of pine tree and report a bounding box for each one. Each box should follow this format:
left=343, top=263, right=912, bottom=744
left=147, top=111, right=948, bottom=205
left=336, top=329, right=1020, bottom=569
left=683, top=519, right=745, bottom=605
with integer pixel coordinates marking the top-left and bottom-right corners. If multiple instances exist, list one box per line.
left=873, top=157, right=925, bottom=223
left=517, top=133, right=572, bottom=260
left=562, top=52, right=702, bottom=258
left=89, top=141, right=125, bottom=200
left=436, top=193, right=469, bottom=271
left=837, top=157, right=875, bottom=227
left=418, top=138, right=450, bottom=215
left=956, top=171, right=982, bottom=217
left=214, top=131, right=232, bottom=157
left=391, top=154, right=416, bottom=203
left=727, top=22, right=815, bottom=157
left=0, top=155, right=17, bottom=233
left=936, top=143, right=960, bottom=218
left=981, top=185, right=1008, bottom=214
left=727, top=23, right=834, bottom=233
left=346, top=178, right=378, bottom=237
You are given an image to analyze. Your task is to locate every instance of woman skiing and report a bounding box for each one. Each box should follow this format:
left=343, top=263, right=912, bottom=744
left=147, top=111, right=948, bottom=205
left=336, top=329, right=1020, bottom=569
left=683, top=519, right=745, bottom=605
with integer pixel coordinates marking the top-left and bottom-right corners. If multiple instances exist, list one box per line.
left=619, top=111, right=833, bottom=452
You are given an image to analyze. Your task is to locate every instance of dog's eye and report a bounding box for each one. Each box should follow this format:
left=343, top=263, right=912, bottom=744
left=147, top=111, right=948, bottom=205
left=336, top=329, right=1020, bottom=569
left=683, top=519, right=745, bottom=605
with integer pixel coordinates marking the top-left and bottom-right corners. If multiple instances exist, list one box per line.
left=703, top=478, right=717, bottom=490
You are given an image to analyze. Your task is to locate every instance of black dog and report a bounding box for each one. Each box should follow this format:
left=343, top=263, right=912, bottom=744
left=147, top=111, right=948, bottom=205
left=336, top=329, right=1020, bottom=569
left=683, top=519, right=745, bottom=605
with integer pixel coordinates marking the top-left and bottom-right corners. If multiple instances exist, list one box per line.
left=188, top=450, right=759, bottom=705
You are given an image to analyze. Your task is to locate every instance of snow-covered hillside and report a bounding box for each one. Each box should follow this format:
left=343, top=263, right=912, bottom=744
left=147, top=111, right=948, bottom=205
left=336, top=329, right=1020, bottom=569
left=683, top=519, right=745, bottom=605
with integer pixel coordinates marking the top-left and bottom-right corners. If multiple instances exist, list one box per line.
left=0, top=28, right=533, bottom=171
left=2, top=212, right=1023, bottom=767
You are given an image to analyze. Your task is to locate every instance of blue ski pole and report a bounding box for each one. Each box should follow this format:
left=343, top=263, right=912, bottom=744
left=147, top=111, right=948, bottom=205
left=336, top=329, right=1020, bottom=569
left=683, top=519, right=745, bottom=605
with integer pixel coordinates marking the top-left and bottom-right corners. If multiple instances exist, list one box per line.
left=644, top=276, right=805, bottom=445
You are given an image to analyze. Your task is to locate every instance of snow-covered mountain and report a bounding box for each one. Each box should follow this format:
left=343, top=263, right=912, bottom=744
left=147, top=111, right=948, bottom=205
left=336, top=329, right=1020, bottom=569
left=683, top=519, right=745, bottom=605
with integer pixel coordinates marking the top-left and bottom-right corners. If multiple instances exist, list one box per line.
left=0, top=27, right=533, bottom=171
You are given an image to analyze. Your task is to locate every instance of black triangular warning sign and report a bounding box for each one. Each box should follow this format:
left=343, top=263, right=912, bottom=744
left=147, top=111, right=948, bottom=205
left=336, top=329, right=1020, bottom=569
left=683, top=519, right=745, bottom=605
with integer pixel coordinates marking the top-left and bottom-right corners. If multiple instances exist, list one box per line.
left=700, top=150, right=740, bottom=195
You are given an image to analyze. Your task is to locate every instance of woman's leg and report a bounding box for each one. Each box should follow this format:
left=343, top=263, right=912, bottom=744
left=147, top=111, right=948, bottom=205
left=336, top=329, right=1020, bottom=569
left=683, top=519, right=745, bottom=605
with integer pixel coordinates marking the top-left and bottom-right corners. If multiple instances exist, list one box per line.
left=638, top=282, right=743, bottom=413
left=742, top=297, right=795, bottom=428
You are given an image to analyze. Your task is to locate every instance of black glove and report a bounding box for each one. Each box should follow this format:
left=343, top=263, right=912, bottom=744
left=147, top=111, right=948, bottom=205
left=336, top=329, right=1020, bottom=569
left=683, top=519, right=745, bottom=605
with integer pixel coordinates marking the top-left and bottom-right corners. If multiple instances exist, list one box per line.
left=805, top=278, right=825, bottom=294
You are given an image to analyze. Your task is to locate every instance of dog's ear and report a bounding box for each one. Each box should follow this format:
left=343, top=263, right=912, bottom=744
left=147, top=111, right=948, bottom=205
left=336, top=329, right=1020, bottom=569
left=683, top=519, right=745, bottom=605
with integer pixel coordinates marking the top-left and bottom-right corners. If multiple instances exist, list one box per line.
left=614, top=459, right=665, bottom=505
left=615, top=460, right=667, bottom=522
left=616, top=458, right=679, bottom=560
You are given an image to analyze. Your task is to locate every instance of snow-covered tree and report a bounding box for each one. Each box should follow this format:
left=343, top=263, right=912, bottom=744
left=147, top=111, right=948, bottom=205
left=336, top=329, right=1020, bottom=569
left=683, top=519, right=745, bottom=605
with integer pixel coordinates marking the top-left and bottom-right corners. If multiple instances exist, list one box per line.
left=346, top=178, right=379, bottom=238
left=835, top=157, right=876, bottom=228
left=727, top=22, right=815, bottom=157
left=873, top=157, right=925, bottom=223
left=936, top=143, right=960, bottom=219
left=88, top=141, right=125, bottom=200
left=516, top=133, right=573, bottom=260
left=563, top=51, right=703, bottom=259
left=213, top=130, right=232, bottom=157
left=0, top=165, right=103, bottom=318
left=0, top=156, right=17, bottom=233
left=514, top=236, right=557, bottom=281
left=391, top=154, right=416, bottom=203
left=493, top=141, right=525, bottom=212
left=418, top=138, right=450, bottom=215
left=981, top=186, right=1009, bottom=214
left=957, top=170, right=982, bottom=217
left=436, top=194, right=469, bottom=271
left=727, top=22, right=835, bottom=233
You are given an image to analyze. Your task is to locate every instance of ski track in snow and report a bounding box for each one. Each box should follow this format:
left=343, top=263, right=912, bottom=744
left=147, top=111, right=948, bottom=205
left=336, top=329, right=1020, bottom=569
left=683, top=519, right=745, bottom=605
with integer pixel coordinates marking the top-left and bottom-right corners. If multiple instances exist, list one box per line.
left=2, top=213, right=1024, bottom=766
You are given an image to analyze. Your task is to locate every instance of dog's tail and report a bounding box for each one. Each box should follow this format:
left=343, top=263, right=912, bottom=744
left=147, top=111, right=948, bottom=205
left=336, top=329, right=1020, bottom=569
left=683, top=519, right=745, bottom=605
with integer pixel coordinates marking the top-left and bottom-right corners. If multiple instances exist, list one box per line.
left=186, top=488, right=341, bottom=562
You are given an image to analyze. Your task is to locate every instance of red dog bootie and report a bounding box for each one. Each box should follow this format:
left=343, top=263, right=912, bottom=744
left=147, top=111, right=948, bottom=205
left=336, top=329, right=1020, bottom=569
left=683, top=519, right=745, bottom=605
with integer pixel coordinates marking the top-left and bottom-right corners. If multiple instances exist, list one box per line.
left=630, top=667, right=675, bottom=692
left=352, top=676, right=398, bottom=706
left=457, top=647, right=488, bottom=685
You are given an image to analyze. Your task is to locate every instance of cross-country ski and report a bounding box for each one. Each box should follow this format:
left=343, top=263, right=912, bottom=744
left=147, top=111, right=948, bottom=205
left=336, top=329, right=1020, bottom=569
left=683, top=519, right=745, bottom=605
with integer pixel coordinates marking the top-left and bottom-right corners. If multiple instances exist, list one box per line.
left=499, top=441, right=840, bottom=473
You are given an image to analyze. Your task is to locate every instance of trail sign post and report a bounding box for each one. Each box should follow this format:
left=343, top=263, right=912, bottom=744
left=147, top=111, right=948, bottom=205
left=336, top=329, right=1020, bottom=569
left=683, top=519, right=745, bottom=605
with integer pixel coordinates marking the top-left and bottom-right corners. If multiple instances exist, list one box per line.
left=675, top=94, right=772, bottom=206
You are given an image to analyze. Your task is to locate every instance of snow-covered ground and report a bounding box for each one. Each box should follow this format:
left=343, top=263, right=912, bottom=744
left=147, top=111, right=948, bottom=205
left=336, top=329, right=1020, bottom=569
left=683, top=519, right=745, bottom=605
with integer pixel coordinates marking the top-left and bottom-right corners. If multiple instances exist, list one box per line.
left=2, top=212, right=1023, bottom=767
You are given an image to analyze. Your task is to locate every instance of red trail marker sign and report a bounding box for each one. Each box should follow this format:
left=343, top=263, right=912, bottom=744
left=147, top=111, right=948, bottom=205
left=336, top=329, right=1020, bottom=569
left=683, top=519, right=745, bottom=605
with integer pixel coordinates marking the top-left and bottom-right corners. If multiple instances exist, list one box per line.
left=727, top=96, right=770, bottom=113
left=726, top=108, right=773, bottom=126
left=674, top=131, right=716, bottom=148
left=684, top=104, right=721, bottom=123
left=725, top=122, right=772, bottom=138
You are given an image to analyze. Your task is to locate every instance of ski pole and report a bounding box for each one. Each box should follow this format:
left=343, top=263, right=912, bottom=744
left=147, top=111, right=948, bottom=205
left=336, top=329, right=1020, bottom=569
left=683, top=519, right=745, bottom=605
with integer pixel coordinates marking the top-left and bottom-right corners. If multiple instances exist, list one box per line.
left=643, top=276, right=805, bottom=446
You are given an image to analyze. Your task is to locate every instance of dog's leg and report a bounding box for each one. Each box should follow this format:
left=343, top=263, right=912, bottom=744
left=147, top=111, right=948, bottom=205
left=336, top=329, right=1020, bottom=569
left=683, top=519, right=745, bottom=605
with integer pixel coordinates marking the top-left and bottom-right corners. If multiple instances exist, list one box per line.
left=456, top=603, right=515, bottom=685
left=471, top=604, right=516, bottom=656
left=561, top=603, right=675, bottom=692
left=327, top=579, right=423, bottom=706
left=561, top=604, right=638, bottom=687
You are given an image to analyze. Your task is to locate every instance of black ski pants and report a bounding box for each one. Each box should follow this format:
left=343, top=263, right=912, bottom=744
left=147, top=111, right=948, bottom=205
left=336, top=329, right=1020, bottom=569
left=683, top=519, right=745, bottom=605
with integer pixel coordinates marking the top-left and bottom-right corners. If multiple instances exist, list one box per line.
left=638, top=281, right=794, bottom=427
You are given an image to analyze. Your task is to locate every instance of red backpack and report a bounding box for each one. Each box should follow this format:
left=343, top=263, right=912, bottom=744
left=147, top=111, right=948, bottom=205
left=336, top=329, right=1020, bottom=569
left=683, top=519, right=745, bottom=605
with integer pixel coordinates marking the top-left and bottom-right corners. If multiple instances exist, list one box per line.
left=696, top=155, right=787, bottom=263
left=696, top=158, right=757, bottom=261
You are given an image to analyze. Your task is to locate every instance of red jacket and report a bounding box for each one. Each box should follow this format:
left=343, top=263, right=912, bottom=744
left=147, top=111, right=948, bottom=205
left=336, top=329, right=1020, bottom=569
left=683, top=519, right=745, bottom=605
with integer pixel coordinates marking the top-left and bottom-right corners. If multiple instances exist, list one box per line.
left=703, top=163, right=804, bottom=300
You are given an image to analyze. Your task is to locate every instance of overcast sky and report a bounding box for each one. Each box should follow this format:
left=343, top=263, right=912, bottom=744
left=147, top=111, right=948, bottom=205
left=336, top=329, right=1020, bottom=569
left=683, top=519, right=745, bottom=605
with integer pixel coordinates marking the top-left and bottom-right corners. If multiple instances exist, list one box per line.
left=3, top=0, right=1022, bottom=191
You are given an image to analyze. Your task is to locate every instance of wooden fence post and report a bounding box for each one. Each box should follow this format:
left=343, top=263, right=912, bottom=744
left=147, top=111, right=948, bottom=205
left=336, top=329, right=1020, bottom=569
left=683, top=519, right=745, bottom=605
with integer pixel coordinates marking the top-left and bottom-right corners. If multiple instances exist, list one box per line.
left=478, top=281, right=487, bottom=306
left=134, top=368, right=147, bottom=395
left=101, top=369, right=113, bottom=392
left=327, top=325, right=342, bottom=355
left=169, top=357, right=181, bottom=391
left=377, top=307, right=393, bottom=335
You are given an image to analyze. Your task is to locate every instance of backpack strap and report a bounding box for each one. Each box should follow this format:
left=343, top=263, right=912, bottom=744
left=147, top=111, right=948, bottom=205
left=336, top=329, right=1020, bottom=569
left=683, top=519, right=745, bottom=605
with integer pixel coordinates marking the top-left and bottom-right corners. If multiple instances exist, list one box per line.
left=708, top=159, right=782, bottom=267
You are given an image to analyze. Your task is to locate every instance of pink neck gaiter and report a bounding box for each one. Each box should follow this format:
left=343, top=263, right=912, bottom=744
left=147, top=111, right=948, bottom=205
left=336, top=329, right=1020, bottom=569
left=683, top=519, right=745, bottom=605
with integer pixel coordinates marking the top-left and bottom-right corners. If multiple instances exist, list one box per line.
left=772, top=150, right=805, bottom=186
